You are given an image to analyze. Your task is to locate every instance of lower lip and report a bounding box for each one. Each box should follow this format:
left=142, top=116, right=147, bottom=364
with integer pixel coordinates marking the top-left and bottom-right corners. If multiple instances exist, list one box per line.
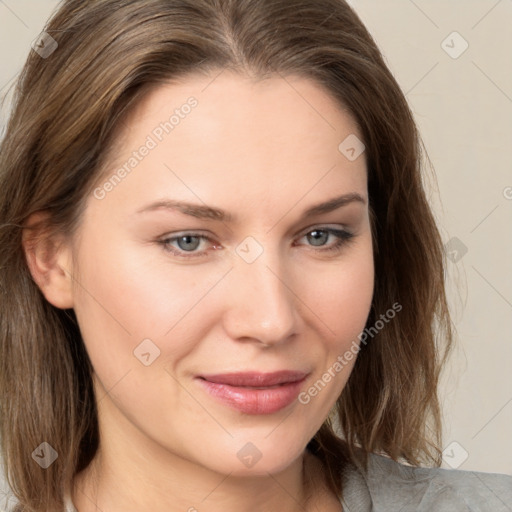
left=196, top=377, right=306, bottom=415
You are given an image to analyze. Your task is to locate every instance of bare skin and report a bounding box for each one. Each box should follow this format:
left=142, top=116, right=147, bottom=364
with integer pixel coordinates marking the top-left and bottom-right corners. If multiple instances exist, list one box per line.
left=24, top=70, right=373, bottom=511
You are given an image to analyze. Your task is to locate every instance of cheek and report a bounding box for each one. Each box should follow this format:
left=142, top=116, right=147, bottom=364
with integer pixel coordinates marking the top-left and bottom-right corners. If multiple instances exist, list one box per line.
left=71, top=233, right=224, bottom=383
left=302, top=234, right=374, bottom=347
left=295, top=244, right=373, bottom=425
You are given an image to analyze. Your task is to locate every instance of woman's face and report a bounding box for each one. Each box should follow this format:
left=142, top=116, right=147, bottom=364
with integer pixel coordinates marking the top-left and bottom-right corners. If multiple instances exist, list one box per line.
left=68, top=70, right=374, bottom=476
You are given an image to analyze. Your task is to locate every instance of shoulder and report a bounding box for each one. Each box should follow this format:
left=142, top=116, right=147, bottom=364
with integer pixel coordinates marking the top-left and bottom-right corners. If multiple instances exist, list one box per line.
left=341, top=452, right=512, bottom=512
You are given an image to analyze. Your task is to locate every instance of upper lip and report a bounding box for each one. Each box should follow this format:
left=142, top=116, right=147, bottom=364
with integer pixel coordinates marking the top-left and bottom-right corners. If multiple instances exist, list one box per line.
left=198, top=370, right=309, bottom=387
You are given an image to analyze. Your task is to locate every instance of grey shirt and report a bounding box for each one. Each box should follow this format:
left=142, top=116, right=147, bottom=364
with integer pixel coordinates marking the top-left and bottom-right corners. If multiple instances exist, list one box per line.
left=341, top=452, right=512, bottom=511
left=2, top=453, right=511, bottom=511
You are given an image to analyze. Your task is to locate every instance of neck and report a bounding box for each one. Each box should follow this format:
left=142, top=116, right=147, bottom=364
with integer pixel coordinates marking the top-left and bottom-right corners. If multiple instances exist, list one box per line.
left=70, top=401, right=332, bottom=512
left=72, top=447, right=325, bottom=512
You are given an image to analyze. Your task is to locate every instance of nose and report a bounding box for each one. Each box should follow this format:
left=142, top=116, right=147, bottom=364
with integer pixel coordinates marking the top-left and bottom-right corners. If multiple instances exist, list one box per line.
left=221, top=247, right=299, bottom=347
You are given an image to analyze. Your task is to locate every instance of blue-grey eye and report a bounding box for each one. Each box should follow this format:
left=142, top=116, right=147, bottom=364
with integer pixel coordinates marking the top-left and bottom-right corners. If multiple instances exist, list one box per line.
left=306, top=230, right=330, bottom=247
left=175, top=234, right=201, bottom=251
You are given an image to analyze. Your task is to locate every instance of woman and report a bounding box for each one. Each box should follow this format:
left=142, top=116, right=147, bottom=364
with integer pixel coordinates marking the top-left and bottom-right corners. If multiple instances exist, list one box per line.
left=0, top=0, right=510, bottom=511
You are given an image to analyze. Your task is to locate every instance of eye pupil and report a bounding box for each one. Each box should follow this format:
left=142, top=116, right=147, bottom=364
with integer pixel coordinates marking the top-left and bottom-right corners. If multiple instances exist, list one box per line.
left=177, top=235, right=200, bottom=251
left=307, top=230, right=328, bottom=247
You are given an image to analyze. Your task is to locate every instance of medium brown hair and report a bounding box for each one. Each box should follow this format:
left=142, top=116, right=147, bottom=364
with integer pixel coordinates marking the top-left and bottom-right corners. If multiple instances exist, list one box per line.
left=0, top=0, right=454, bottom=510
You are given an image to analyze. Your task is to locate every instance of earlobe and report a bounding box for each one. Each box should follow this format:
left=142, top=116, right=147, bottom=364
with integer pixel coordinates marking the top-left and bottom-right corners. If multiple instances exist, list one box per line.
left=22, top=212, right=75, bottom=309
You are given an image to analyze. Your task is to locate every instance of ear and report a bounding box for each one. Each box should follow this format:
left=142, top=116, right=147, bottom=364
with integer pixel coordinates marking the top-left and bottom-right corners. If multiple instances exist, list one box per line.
left=22, top=211, right=75, bottom=309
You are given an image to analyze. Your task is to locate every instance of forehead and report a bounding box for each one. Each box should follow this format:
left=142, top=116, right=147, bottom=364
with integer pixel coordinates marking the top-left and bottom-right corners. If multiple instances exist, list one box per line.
left=91, top=70, right=367, bottom=222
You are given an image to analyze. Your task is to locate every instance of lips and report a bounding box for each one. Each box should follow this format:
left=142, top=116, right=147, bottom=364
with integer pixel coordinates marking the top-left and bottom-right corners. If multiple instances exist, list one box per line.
left=199, top=370, right=308, bottom=387
left=196, top=370, right=309, bottom=415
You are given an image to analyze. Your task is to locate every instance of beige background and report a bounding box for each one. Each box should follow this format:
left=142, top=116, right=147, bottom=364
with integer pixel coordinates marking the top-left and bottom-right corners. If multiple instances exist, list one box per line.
left=0, top=0, right=511, bottom=478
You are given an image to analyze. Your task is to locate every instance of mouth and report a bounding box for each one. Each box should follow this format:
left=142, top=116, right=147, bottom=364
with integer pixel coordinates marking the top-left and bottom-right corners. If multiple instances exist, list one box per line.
left=198, top=370, right=309, bottom=387
left=195, top=370, right=309, bottom=415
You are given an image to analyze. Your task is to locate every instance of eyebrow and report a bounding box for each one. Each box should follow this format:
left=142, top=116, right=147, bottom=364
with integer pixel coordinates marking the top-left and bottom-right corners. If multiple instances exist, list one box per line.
left=135, top=192, right=366, bottom=222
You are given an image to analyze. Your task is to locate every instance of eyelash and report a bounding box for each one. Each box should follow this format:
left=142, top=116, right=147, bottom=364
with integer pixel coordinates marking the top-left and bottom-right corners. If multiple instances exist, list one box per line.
left=157, top=227, right=355, bottom=260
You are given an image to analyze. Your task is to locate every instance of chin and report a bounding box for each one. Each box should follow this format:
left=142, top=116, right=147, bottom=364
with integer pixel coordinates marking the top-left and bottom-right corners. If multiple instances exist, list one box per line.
left=201, top=437, right=307, bottom=478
